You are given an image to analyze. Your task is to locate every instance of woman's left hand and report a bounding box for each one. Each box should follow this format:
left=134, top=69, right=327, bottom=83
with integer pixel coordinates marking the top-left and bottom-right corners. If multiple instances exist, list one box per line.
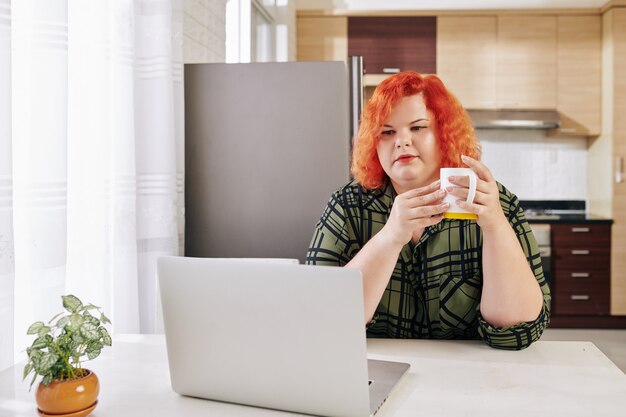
left=446, top=155, right=508, bottom=232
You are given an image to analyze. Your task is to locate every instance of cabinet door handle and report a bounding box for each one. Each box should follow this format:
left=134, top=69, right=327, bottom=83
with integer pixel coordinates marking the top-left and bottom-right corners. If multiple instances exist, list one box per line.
left=382, top=68, right=401, bottom=74
left=571, top=295, right=591, bottom=301
left=571, top=272, right=590, bottom=278
left=617, top=156, right=624, bottom=184
left=571, top=227, right=590, bottom=233
left=571, top=250, right=590, bottom=255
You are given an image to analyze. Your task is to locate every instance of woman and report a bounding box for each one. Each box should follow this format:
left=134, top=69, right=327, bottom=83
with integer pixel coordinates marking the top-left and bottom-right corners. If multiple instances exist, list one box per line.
left=306, top=72, right=550, bottom=350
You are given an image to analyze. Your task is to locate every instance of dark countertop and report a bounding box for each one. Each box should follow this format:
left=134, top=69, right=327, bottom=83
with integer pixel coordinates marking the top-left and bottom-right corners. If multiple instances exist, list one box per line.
left=526, top=215, right=613, bottom=225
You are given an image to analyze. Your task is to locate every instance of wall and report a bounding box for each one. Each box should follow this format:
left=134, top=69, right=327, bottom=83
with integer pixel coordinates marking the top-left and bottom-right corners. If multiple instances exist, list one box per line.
left=478, top=130, right=587, bottom=201
left=183, top=0, right=227, bottom=63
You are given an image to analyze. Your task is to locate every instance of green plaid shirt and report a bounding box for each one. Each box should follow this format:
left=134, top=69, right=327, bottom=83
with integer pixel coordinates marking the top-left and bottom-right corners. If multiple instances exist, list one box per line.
left=306, top=180, right=551, bottom=350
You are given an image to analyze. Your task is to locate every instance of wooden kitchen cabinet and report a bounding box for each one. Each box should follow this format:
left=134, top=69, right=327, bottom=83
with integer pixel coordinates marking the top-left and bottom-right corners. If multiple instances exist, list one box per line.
left=436, top=16, right=497, bottom=109
left=347, top=16, right=437, bottom=75
left=496, top=16, right=557, bottom=109
left=296, top=16, right=347, bottom=62
left=556, top=15, right=602, bottom=136
left=552, top=224, right=611, bottom=315
left=437, top=15, right=557, bottom=109
left=609, top=8, right=626, bottom=316
left=438, top=14, right=601, bottom=131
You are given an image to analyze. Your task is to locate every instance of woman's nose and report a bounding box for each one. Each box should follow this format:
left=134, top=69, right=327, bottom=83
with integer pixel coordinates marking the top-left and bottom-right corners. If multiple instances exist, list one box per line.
left=395, top=134, right=411, bottom=148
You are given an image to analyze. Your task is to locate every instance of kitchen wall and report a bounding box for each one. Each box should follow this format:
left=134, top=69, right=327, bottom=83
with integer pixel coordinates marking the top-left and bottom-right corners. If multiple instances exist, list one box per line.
left=478, top=130, right=587, bottom=201
left=183, top=0, right=227, bottom=63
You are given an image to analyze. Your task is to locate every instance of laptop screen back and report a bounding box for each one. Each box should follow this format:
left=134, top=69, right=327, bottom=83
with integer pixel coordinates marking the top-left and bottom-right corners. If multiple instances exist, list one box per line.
left=158, top=256, right=371, bottom=417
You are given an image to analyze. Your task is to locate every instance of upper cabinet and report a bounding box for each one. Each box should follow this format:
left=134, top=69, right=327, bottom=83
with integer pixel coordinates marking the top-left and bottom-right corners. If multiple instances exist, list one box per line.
left=437, top=14, right=601, bottom=135
left=437, top=15, right=557, bottom=110
left=347, top=17, right=436, bottom=75
left=296, top=16, right=347, bottom=62
left=557, top=15, right=602, bottom=136
left=436, top=16, right=497, bottom=109
left=497, top=16, right=558, bottom=109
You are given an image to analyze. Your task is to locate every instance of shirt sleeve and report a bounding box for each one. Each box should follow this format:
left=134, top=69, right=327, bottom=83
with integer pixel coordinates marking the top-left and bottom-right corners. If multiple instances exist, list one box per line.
left=475, top=184, right=552, bottom=350
left=305, top=191, right=352, bottom=266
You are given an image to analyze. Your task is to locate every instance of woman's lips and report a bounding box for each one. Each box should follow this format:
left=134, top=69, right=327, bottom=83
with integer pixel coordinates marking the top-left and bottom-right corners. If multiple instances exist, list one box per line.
left=395, top=155, right=417, bottom=163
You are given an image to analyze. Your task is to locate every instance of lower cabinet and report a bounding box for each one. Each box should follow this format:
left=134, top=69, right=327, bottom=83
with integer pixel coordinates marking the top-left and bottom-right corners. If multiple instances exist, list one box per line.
left=551, top=224, right=611, bottom=315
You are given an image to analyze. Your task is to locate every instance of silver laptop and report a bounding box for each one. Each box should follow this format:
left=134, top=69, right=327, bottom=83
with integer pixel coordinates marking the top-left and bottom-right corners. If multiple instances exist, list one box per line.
left=157, top=256, right=409, bottom=417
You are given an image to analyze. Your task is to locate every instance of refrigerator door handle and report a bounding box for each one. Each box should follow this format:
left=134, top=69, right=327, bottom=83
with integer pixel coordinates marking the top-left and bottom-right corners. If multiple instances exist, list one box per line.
left=349, top=56, right=364, bottom=147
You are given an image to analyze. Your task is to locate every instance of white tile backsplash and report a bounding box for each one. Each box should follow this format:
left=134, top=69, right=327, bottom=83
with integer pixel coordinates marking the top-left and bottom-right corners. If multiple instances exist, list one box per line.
left=477, top=129, right=587, bottom=201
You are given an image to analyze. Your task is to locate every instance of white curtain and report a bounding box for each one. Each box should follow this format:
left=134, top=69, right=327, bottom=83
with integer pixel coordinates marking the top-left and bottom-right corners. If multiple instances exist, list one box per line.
left=0, top=0, right=184, bottom=370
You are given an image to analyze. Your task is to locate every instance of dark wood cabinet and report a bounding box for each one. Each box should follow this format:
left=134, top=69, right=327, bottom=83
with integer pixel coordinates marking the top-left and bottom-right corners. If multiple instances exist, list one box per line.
left=348, top=17, right=436, bottom=75
left=551, top=224, right=611, bottom=315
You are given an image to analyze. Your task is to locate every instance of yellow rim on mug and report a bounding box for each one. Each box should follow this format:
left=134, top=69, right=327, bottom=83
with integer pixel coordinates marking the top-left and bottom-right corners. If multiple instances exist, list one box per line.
left=443, top=212, right=478, bottom=220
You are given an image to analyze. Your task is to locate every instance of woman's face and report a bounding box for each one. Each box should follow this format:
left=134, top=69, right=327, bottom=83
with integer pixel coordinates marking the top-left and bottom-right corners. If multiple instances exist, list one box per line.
left=376, top=93, right=440, bottom=194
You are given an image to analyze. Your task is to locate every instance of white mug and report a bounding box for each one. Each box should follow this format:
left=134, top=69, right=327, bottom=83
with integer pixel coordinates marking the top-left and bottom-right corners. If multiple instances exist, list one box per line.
left=440, top=167, right=478, bottom=220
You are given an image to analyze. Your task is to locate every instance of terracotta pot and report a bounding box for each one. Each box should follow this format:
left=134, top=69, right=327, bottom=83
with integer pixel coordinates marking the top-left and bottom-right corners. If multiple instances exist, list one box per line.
left=35, top=369, right=99, bottom=415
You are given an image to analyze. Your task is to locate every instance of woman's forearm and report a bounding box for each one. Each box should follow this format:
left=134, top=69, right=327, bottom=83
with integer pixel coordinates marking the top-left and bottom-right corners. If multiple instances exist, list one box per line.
left=480, top=220, right=544, bottom=327
left=346, top=228, right=404, bottom=324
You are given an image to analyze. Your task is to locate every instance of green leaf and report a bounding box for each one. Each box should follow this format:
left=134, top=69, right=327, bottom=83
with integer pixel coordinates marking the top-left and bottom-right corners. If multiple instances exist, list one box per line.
left=56, top=316, right=70, bottom=327
left=62, top=295, right=82, bottom=313
left=99, top=328, right=112, bottom=346
left=80, top=322, right=99, bottom=340
left=82, top=313, right=100, bottom=327
left=30, top=335, right=52, bottom=350
left=69, top=313, right=83, bottom=329
left=37, top=325, right=51, bottom=338
left=28, top=347, right=42, bottom=361
left=38, top=352, right=58, bottom=372
left=86, top=347, right=101, bottom=360
left=100, top=313, right=111, bottom=325
left=27, top=321, right=44, bottom=335
left=42, top=374, right=53, bottom=386
left=83, top=304, right=100, bottom=311
left=23, top=363, right=32, bottom=380
left=29, top=370, right=38, bottom=389
left=70, top=335, right=85, bottom=351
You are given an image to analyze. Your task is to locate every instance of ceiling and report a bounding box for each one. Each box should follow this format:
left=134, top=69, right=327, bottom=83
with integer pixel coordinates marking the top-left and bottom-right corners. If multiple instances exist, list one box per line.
left=295, top=0, right=610, bottom=11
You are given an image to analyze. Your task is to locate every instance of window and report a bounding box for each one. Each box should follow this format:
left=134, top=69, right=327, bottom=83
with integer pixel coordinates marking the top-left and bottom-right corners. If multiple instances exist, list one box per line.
left=226, top=0, right=276, bottom=63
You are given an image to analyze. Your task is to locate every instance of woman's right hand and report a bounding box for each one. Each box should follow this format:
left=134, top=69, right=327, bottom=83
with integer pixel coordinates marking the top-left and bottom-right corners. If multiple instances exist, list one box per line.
left=380, top=180, right=449, bottom=248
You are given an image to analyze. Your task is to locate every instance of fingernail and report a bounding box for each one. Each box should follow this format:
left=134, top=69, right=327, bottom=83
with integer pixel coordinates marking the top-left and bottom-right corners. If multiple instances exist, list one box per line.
left=439, top=189, right=446, bottom=196
left=441, top=202, right=450, bottom=209
left=461, top=155, right=468, bottom=160
left=445, top=186, right=454, bottom=192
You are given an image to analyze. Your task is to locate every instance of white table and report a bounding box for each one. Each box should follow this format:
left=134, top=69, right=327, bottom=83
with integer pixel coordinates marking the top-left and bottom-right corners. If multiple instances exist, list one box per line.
left=1, top=335, right=626, bottom=417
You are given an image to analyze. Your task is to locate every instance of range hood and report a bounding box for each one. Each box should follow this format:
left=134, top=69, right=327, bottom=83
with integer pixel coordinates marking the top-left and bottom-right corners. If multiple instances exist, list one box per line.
left=467, top=109, right=560, bottom=129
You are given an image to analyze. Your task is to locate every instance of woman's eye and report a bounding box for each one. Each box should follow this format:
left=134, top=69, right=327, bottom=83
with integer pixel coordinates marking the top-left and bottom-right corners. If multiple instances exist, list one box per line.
left=411, top=126, right=426, bottom=132
left=381, top=130, right=395, bottom=136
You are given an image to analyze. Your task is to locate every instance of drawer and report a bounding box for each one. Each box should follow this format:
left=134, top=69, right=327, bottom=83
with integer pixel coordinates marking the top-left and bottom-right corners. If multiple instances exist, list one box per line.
left=553, top=275, right=610, bottom=291
left=553, top=270, right=610, bottom=284
left=553, top=247, right=610, bottom=258
left=552, top=251, right=610, bottom=270
left=551, top=224, right=610, bottom=248
left=553, top=289, right=610, bottom=315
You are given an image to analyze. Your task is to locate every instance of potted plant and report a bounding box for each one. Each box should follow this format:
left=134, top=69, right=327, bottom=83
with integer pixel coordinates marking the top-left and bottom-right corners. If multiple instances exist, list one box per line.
left=23, top=294, right=112, bottom=417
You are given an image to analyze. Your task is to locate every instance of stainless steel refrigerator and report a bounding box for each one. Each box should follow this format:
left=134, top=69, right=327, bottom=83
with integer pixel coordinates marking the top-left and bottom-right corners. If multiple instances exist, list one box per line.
left=184, top=61, right=351, bottom=263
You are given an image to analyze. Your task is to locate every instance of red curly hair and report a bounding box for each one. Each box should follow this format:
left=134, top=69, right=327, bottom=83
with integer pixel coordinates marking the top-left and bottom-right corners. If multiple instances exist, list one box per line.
left=351, top=72, right=481, bottom=190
